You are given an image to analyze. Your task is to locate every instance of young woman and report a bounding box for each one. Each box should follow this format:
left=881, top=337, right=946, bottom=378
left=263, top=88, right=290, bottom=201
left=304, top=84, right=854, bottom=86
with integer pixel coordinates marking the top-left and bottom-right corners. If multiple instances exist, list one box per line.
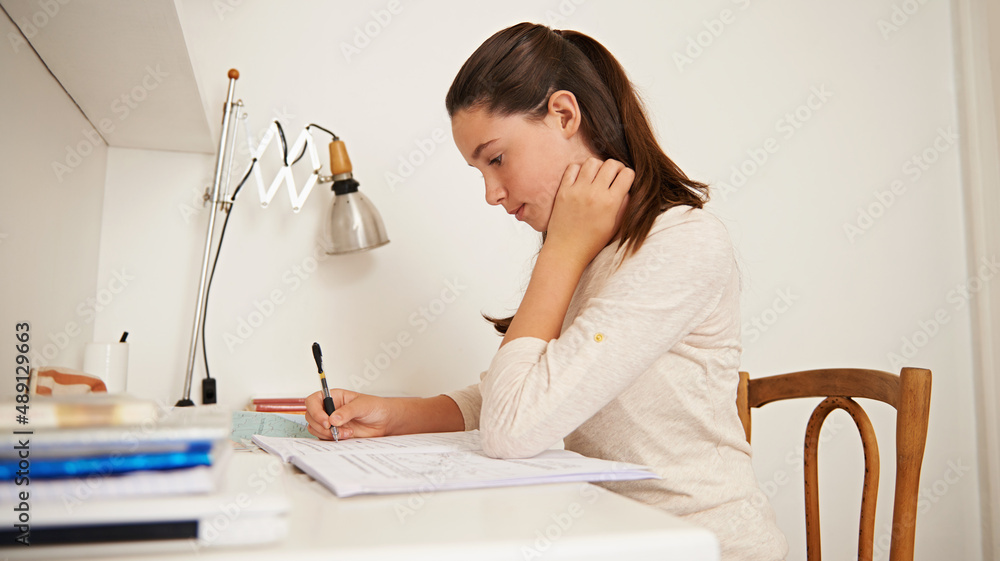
left=305, top=22, right=787, bottom=561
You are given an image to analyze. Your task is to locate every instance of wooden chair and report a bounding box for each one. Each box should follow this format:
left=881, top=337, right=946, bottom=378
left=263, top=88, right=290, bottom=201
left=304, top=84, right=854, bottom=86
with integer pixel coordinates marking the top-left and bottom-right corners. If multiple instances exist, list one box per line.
left=736, top=367, right=932, bottom=561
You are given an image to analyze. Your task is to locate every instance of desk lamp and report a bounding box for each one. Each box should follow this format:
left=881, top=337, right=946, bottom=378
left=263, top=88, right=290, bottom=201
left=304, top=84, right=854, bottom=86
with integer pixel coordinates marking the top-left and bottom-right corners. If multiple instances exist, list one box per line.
left=322, top=139, right=389, bottom=254
left=176, top=69, right=389, bottom=407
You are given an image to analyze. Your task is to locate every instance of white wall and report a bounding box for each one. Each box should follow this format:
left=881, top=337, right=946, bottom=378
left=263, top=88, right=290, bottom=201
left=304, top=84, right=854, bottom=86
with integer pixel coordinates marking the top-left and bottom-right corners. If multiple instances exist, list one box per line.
left=982, top=1, right=1000, bottom=554
left=991, top=0, right=1000, bottom=126
left=0, top=9, right=107, bottom=398
left=955, top=0, right=1000, bottom=555
left=83, top=1, right=988, bottom=559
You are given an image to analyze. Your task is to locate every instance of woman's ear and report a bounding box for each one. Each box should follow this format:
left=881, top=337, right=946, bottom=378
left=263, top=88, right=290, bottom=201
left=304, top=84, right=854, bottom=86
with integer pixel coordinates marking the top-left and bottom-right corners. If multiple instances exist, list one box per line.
left=546, top=90, right=582, bottom=139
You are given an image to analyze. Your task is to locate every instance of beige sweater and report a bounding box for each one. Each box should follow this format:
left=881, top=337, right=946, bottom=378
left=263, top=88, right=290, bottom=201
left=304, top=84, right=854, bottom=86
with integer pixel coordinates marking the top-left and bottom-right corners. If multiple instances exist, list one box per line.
left=445, top=205, right=788, bottom=561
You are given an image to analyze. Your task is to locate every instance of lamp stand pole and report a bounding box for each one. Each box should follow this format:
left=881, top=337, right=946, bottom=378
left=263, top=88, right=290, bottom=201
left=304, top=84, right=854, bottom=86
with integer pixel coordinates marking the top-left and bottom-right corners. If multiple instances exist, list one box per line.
left=177, top=69, right=241, bottom=407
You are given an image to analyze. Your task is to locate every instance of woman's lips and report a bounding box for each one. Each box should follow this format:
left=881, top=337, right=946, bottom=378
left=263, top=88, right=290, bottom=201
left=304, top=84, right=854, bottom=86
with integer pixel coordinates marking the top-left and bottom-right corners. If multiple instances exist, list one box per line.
left=514, top=204, right=525, bottom=221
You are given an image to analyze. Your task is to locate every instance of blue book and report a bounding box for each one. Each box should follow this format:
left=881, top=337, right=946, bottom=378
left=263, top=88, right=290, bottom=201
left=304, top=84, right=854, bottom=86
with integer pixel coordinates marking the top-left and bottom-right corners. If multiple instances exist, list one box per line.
left=0, top=442, right=214, bottom=480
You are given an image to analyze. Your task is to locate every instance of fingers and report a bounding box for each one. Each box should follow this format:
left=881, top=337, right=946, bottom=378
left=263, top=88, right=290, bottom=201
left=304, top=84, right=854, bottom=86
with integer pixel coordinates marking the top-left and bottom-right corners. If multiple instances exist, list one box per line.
left=593, top=159, right=629, bottom=191
left=545, top=157, right=634, bottom=264
left=326, top=393, right=375, bottom=440
left=577, top=157, right=604, bottom=184
left=565, top=158, right=632, bottom=192
left=304, top=391, right=334, bottom=440
left=559, top=162, right=581, bottom=190
left=608, top=165, right=635, bottom=196
left=304, top=389, right=360, bottom=440
left=328, top=397, right=361, bottom=429
left=330, top=387, right=359, bottom=410
left=306, top=423, right=334, bottom=440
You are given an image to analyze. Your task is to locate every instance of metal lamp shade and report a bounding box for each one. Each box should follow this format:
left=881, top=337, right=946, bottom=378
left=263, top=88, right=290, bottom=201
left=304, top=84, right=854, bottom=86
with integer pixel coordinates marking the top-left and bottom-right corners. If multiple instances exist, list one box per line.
left=322, top=191, right=390, bottom=255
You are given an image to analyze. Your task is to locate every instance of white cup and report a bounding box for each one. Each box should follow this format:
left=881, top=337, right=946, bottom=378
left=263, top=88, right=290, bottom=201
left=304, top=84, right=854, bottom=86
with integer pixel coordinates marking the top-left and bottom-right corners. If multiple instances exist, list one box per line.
left=83, top=342, right=129, bottom=393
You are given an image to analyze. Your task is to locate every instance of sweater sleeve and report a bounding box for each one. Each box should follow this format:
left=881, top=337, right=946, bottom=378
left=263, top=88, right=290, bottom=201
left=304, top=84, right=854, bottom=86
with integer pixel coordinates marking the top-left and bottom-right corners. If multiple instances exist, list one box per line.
left=478, top=212, right=736, bottom=458
left=442, top=381, right=484, bottom=431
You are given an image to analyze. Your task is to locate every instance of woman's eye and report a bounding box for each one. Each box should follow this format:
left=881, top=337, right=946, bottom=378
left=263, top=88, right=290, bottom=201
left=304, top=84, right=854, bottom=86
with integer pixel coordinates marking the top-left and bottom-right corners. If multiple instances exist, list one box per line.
left=489, top=155, right=503, bottom=166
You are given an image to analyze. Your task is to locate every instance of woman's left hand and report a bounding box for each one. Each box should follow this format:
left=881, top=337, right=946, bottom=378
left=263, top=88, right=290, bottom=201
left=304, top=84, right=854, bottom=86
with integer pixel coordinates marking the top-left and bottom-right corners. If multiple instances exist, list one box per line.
left=545, top=158, right=634, bottom=266
left=499, top=158, right=633, bottom=347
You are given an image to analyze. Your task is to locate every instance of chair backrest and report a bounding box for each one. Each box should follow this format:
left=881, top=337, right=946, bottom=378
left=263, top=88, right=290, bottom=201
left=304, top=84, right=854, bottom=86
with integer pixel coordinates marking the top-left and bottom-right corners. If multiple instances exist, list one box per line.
left=736, top=367, right=932, bottom=561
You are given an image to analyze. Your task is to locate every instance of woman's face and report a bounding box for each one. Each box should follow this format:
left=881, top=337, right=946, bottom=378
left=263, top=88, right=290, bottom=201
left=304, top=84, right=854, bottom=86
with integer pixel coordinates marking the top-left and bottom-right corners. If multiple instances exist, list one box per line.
left=451, top=97, right=593, bottom=232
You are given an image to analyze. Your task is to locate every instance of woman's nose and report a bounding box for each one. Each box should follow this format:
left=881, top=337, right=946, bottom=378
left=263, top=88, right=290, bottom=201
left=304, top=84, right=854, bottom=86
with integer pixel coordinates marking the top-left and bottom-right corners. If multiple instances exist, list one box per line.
left=484, top=179, right=505, bottom=206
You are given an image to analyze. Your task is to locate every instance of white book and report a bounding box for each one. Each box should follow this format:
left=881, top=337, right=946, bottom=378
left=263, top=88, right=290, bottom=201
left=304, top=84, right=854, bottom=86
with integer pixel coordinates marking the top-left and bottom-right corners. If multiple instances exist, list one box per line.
left=252, top=431, right=659, bottom=498
left=1, top=393, right=161, bottom=430
left=0, top=451, right=289, bottom=549
left=0, top=460, right=221, bottom=504
left=0, top=401, right=230, bottom=459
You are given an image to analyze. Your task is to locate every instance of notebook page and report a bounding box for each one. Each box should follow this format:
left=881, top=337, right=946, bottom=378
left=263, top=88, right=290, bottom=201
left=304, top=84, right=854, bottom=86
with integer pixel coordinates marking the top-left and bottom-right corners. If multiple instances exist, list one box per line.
left=252, top=430, right=482, bottom=462
left=290, top=448, right=658, bottom=497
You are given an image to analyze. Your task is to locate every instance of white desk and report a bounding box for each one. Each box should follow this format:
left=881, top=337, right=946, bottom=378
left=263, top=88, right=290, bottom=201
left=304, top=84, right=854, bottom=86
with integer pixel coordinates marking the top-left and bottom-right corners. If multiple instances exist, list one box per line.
left=9, top=450, right=719, bottom=561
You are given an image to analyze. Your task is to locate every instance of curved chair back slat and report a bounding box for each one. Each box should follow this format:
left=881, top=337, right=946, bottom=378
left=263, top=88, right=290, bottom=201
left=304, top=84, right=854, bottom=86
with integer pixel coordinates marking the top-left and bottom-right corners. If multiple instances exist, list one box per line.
left=803, top=397, right=880, bottom=561
left=748, top=368, right=901, bottom=408
left=737, top=367, right=932, bottom=561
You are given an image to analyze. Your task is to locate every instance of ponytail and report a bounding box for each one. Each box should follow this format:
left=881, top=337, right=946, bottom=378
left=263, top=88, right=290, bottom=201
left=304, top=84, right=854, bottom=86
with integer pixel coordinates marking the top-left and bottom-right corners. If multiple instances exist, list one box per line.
left=556, top=29, right=709, bottom=255
left=446, top=23, right=709, bottom=334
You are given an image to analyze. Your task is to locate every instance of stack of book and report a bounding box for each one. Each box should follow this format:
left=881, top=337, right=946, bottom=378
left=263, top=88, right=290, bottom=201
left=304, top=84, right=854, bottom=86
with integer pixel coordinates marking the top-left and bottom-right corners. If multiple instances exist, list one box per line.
left=0, top=394, right=232, bottom=545
left=245, top=397, right=306, bottom=413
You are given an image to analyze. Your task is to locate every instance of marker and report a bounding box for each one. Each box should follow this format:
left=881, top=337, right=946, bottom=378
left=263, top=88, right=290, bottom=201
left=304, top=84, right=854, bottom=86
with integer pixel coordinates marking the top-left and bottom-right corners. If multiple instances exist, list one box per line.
left=312, top=342, right=339, bottom=441
left=119, top=331, right=129, bottom=343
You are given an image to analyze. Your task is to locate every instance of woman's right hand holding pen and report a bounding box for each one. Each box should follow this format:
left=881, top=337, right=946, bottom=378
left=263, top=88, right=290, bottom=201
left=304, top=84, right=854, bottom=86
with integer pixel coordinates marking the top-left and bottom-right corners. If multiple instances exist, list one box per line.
left=305, top=391, right=466, bottom=441
left=305, top=390, right=395, bottom=440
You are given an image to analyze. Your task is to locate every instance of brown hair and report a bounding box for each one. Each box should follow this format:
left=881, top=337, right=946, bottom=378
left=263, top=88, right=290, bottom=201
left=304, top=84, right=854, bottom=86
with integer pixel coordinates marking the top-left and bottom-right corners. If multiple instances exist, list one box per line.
left=446, top=22, right=709, bottom=334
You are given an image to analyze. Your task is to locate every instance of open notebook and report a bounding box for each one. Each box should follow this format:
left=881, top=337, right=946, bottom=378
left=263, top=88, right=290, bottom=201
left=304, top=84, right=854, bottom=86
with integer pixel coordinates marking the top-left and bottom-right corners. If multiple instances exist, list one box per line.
left=252, top=430, right=659, bottom=497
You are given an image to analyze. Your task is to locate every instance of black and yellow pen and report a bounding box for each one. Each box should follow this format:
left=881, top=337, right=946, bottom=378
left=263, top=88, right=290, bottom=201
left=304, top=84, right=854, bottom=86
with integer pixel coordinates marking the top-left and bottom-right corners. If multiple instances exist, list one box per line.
left=312, top=342, right=339, bottom=441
